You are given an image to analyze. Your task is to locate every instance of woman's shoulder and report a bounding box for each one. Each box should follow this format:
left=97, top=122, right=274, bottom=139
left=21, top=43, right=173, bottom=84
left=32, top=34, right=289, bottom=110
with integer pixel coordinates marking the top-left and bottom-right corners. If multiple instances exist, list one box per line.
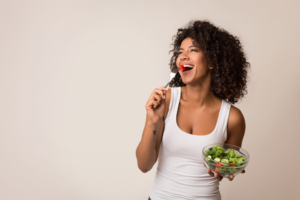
left=227, top=104, right=246, bottom=139
left=228, top=105, right=245, bottom=123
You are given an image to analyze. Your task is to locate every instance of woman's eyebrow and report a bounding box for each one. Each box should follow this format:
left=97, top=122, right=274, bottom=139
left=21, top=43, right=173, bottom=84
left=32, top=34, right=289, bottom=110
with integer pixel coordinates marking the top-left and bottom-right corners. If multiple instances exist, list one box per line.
left=179, top=45, right=199, bottom=50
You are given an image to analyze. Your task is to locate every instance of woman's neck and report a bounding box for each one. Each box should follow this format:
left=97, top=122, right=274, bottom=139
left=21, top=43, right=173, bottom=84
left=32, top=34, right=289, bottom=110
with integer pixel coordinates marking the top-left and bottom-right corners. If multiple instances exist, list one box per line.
left=182, top=82, right=217, bottom=108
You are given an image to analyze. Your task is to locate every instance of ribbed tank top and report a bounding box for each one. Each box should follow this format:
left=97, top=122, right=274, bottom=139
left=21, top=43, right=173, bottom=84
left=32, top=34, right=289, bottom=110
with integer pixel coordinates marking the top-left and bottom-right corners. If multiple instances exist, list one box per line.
left=149, top=87, right=232, bottom=200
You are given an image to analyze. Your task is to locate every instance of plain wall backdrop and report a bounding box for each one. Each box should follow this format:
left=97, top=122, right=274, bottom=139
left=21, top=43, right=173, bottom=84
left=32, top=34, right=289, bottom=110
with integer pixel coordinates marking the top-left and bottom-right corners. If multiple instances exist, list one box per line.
left=1, top=0, right=299, bottom=199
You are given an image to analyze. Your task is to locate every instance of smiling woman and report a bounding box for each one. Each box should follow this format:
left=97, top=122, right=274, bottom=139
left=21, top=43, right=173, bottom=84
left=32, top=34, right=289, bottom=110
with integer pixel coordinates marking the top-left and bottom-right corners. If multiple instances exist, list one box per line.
left=136, top=20, right=250, bottom=200
left=168, top=20, right=250, bottom=104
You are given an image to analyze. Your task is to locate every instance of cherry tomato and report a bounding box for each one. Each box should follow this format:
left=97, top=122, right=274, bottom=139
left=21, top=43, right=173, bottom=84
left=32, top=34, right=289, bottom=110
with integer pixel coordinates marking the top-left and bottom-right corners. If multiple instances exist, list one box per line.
left=180, top=65, right=185, bottom=72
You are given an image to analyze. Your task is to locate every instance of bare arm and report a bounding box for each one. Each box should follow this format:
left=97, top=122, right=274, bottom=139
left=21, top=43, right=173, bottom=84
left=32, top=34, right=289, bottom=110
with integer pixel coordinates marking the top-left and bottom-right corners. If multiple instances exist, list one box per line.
left=136, top=88, right=171, bottom=173
left=204, top=105, right=246, bottom=181
left=135, top=117, right=164, bottom=173
left=225, top=106, right=246, bottom=147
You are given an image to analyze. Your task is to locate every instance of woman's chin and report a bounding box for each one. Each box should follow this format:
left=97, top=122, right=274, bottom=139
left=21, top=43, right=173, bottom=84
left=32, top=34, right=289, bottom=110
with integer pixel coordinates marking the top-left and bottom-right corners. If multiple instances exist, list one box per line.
left=180, top=70, right=195, bottom=82
left=181, top=76, right=194, bottom=83
left=182, top=77, right=202, bottom=86
left=182, top=79, right=193, bottom=85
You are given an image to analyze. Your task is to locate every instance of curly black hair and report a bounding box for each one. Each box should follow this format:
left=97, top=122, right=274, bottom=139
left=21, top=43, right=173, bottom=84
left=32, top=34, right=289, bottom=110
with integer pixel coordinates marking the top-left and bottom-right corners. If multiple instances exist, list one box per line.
left=168, top=20, right=250, bottom=104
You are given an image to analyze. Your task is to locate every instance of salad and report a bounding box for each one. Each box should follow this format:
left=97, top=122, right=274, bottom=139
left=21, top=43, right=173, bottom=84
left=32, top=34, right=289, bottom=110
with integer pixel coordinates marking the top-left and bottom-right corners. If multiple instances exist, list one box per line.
left=204, top=145, right=246, bottom=176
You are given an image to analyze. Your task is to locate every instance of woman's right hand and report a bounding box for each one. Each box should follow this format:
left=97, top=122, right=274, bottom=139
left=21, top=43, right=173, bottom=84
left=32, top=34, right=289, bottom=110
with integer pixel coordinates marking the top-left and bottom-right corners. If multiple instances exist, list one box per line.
left=145, top=87, right=169, bottom=124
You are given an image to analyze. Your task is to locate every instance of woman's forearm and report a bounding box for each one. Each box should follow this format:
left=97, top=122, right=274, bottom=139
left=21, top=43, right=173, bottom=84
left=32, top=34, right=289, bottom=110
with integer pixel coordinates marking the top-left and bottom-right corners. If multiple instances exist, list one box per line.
left=136, top=119, right=161, bottom=173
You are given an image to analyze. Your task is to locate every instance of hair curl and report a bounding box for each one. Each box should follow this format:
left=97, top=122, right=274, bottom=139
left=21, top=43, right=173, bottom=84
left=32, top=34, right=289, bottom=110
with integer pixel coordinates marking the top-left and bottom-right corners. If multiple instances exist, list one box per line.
left=168, top=20, right=250, bottom=104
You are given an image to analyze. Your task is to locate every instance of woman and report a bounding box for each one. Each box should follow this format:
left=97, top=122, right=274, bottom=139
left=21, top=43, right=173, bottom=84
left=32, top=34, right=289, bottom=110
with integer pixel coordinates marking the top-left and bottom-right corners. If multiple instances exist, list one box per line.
left=136, top=20, right=250, bottom=200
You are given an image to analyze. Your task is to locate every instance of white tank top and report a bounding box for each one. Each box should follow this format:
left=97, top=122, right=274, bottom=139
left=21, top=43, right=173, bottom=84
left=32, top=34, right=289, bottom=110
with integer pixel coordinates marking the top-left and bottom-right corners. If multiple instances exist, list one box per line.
left=149, top=87, right=232, bottom=200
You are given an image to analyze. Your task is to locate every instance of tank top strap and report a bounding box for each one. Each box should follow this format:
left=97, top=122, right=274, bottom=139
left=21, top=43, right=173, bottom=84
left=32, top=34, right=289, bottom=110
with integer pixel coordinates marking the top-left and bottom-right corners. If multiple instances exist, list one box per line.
left=164, top=87, right=180, bottom=124
left=214, top=100, right=232, bottom=141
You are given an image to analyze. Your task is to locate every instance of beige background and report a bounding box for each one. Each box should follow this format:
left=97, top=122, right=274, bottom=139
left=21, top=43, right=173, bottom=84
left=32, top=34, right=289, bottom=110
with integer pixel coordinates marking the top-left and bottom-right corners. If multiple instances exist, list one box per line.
left=0, top=0, right=299, bottom=199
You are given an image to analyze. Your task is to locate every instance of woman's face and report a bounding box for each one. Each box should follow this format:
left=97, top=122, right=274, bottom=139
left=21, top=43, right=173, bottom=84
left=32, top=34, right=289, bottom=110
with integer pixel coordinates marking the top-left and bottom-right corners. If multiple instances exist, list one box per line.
left=176, top=37, right=212, bottom=85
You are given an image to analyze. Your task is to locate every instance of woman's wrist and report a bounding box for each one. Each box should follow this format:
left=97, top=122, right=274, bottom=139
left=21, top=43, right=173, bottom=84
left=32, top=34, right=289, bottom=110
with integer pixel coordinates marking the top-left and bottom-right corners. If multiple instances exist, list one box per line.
left=146, top=119, right=162, bottom=128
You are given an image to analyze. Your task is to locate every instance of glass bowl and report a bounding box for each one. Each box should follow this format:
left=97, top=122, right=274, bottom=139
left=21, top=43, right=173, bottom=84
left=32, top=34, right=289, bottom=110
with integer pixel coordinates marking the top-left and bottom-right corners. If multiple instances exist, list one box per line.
left=202, top=143, right=250, bottom=178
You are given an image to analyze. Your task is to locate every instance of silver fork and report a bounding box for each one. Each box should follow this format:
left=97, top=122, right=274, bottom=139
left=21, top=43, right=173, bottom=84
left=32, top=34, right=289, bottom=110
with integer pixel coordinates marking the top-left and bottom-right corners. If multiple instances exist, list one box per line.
left=165, top=81, right=170, bottom=88
left=165, top=71, right=179, bottom=88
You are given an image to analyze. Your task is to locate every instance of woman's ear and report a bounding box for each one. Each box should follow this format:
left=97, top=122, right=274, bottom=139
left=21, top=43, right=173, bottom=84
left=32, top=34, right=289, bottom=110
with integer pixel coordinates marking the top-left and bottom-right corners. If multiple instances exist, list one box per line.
left=209, top=65, right=214, bottom=70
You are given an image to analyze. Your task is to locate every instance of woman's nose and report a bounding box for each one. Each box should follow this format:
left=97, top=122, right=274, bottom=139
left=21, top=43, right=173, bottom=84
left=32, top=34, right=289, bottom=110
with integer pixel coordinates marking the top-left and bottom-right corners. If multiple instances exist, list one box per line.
left=179, top=51, right=189, bottom=60
left=180, top=53, right=188, bottom=60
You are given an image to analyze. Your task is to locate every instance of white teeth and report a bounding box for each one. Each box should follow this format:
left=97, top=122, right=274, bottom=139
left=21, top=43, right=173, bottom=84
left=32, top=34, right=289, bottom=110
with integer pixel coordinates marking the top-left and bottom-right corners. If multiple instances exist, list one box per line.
left=183, top=65, right=194, bottom=68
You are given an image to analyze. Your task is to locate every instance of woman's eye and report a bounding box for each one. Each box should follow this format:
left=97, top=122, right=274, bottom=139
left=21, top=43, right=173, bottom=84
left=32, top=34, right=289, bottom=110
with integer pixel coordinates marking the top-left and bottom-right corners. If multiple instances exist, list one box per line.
left=177, top=49, right=197, bottom=55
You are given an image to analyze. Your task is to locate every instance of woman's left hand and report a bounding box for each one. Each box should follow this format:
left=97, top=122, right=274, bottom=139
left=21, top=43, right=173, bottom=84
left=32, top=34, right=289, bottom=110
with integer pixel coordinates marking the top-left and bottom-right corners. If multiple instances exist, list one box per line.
left=202, top=162, right=245, bottom=181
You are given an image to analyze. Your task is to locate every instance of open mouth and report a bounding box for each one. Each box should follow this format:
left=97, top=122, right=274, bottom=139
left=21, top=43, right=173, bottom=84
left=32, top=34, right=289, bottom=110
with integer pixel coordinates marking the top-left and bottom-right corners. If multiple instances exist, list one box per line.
left=184, top=65, right=193, bottom=71
left=180, top=65, right=194, bottom=72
